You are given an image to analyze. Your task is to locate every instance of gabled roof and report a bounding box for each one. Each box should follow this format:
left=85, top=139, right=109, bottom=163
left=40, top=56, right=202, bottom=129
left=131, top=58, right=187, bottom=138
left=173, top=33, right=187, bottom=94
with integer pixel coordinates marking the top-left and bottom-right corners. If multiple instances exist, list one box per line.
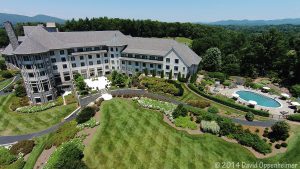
left=2, top=44, right=13, bottom=55
left=14, top=37, right=48, bottom=54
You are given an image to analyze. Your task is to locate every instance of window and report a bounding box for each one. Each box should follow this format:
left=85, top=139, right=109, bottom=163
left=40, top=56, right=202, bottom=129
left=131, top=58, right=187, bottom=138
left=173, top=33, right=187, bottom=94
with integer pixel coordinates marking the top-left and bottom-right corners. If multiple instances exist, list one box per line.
left=95, top=47, right=100, bottom=50
left=105, top=65, right=109, bottom=69
left=105, top=60, right=108, bottom=64
left=96, top=54, right=100, bottom=58
left=35, top=98, right=41, bottom=103
left=88, top=55, right=92, bottom=59
left=112, top=66, right=115, bottom=70
left=97, top=60, right=101, bottom=64
left=80, top=56, right=84, bottom=60
left=135, top=62, right=139, bottom=66
left=116, top=48, right=118, bottom=51
left=158, top=64, right=162, bottom=69
left=52, top=65, right=58, bottom=70
left=50, top=51, right=54, bottom=56
left=158, top=57, right=163, bottom=61
left=128, top=61, right=131, bottom=65
left=71, top=56, right=75, bottom=61
left=111, top=54, right=114, bottom=58
left=77, top=48, right=83, bottom=52
left=122, top=61, right=125, bottom=64
left=81, top=62, right=85, bottom=66
left=174, top=66, right=178, bottom=71
left=35, top=56, right=42, bottom=60
left=36, top=63, right=44, bottom=68
left=47, top=95, right=53, bottom=101
left=28, top=73, right=34, bottom=77
left=142, top=63, right=146, bottom=67
left=63, top=64, right=68, bottom=69
left=110, top=47, right=113, bottom=51
left=111, top=60, right=115, bottom=64
left=166, top=65, right=170, bottom=70
left=166, top=58, right=170, bottom=63
left=40, top=71, right=46, bottom=76
left=60, top=50, right=65, bottom=55
left=25, top=65, right=32, bottom=69
left=175, top=59, right=179, bottom=64
left=150, top=64, right=153, bottom=68
left=72, top=63, right=76, bottom=68
left=61, top=57, right=66, bottom=62
left=23, top=56, right=30, bottom=61
left=43, top=82, right=49, bottom=91
left=104, top=53, right=108, bottom=57
left=89, top=61, right=93, bottom=65
left=183, top=67, right=185, bottom=71
left=51, top=58, right=56, bottom=63
left=67, top=49, right=74, bottom=55
left=86, top=48, right=92, bottom=51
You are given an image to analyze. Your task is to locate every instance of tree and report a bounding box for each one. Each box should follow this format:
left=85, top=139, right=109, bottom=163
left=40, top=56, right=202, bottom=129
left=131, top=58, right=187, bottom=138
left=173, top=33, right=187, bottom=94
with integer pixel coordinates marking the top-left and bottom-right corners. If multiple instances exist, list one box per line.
left=172, top=104, right=188, bottom=118
left=190, top=73, right=197, bottom=83
left=177, top=72, right=181, bottom=81
left=0, top=60, right=7, bottom=70
left=144, top=68, right=148, bottom=76
left=111, top=70, right=118, bottom=84
left=1, top=71, right=13, bottom=79
left=201, top=47, right=222, bottom=72
left=151, top=70, right=156, bottom=77
left=75, top=76, right=86, bottom=91
left=168, top=69, right=173, bottom=80
left=15, top=85, right=26, bottom=97
left=160, top=70, right=164, bottom=78
left=114, top=73, right=126, bottom=87
left=269, top=121, right=290, bottom=141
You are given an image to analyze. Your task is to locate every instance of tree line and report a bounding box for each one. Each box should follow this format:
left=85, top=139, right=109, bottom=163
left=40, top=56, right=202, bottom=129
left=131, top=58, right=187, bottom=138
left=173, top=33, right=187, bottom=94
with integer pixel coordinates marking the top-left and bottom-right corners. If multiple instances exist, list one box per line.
left=1, top=17, right=300, bottom=87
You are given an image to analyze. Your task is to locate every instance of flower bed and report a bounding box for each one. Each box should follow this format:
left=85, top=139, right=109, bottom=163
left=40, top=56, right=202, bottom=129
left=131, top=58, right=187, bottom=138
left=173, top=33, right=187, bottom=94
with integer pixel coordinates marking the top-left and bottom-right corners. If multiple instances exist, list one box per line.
left=77, top=117, right=99, bottom=130
left=133, top=97, right=177, bottom=122
left=16, top=97, right=63, bottom=113
left=188, top=84, right=269, bottom=117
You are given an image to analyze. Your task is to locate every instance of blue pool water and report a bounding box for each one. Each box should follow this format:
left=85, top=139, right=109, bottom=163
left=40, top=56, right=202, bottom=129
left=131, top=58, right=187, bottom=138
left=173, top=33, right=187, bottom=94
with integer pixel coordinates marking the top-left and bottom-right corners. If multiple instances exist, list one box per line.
left=236, top=91, right=281, bottom=108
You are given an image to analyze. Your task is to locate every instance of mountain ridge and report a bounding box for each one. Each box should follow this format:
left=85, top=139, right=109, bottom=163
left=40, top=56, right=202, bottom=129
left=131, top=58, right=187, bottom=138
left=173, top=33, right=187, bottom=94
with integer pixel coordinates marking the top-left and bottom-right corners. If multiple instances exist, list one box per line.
left=0, top=13, right=65, bottom=25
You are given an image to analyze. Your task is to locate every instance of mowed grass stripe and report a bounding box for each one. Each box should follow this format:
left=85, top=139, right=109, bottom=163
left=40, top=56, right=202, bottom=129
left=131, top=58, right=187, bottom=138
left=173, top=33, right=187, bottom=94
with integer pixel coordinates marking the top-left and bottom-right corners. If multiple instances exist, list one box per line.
left=84, top=98, right=260, bottom=169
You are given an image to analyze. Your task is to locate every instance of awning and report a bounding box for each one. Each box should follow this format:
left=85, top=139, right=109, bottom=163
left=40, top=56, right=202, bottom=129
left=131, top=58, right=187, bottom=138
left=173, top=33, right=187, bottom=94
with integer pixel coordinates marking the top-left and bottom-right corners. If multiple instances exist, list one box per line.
left=263, top=87, right=270, bottom=90
left=281, top=93, right=290, bottom=98
left=248, top=100, right=257, bottom=105
left=232, top=93, right=239, bottom=98
left=291, top=102, right=300, bottom=106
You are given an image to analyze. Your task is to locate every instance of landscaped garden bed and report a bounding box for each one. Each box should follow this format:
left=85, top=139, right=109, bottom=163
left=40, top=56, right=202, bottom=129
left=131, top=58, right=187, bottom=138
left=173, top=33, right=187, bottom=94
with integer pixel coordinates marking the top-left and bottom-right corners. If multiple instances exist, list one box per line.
left=16, top=97, right=63, bottom=113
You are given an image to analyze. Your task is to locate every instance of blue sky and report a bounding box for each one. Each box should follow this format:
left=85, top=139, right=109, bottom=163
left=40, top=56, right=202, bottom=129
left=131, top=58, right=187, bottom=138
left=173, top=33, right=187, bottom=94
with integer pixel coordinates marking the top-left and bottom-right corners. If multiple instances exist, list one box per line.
left=1, top=0, right=300, bottom=22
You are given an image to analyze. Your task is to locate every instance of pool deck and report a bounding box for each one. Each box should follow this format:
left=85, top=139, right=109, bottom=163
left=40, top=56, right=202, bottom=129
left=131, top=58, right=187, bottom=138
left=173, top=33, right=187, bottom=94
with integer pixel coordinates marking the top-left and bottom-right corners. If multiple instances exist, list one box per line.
left=212, top=85, right=295, bottom=116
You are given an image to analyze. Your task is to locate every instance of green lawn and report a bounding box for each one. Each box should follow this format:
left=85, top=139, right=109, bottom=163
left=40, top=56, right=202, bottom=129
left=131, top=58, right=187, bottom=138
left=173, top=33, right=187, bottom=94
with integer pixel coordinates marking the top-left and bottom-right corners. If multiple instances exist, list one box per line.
left=0, top=77, right=13, bottom=90
left=84, top=98, right=300, bottom=169
left=166, top=37, right=193, bottom=47
left=0, top=94, right=77, bottom=135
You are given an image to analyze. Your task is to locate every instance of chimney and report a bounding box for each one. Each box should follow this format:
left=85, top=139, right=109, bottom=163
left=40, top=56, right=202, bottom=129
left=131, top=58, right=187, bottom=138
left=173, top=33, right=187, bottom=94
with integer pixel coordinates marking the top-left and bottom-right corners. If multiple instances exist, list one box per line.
left=3, top=21, right=19, bottom=50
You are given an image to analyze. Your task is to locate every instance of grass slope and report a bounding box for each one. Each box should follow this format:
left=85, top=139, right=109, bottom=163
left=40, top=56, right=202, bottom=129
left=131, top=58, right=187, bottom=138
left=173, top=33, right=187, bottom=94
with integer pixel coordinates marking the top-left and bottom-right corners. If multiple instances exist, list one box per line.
left=84, top=98, right=300, bottom=169
left=84, top=98, right=258, bottom=169
left=0, top=94, right=77, bottom=135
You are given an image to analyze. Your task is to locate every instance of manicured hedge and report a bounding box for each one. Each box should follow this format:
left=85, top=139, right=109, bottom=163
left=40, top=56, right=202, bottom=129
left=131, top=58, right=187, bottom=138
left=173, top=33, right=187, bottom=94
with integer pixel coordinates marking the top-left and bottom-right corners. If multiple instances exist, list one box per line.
left=188, top=84, right=269, bottom=117
left=287, top=114, right=300, bottom=122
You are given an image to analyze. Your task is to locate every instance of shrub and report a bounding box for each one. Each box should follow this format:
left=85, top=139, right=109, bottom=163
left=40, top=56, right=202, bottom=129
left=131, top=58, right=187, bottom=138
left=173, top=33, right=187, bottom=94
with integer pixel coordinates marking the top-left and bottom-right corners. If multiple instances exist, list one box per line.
left=140, top=77, right=183, bottom=96
left=287, top=114, right=300, bottom=122
left=9, top=140, right=35, bottom=156
left=275, top=144, right=281, bottom=149
left=172, top=104, right=188, bottom=118
left=269, top=121, right=290, bottom=141
left=245, top=112, right=254, bottom=121
left=1, top=71, right=13, bottom=79
left=217, top=118, right=242, bottom=136
left=0, top=147, right=16, bottom=166
left=76, top=107, right=96, bottom=124
left=44, top=139, right=87, bottom=169
left=174, top=116, right=197, bottom=129
left=46, top=121, right=78, bottom=149
left=16, top=100, right=61, bottom=113
left=233, top=130, right=271, bottom=154
left=223, top=80, right=231, bottom=86
left=187, top=100, right=211, bottom=108
left=200, top=120, right=220, bottom=134
left=208, top=106, right=219, bottom=114
left=290, top=84, right=300, bottom=97
left=207, top=72, right=227, bottom=83
left=188, top=84, right=269, bottom=117
left=281, top=142, right=288, bottom=147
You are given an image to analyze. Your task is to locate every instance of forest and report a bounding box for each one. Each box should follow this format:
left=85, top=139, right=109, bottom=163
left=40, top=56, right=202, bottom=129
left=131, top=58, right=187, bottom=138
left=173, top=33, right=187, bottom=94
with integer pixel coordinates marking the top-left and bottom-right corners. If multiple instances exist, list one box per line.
left=0, top=17, right=299, bottom=86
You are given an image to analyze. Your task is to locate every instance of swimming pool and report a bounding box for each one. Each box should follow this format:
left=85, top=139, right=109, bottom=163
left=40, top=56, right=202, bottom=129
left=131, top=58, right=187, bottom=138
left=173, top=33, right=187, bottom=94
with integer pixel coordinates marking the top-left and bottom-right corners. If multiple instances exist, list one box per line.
left=236, top=90, right=281, bottom=108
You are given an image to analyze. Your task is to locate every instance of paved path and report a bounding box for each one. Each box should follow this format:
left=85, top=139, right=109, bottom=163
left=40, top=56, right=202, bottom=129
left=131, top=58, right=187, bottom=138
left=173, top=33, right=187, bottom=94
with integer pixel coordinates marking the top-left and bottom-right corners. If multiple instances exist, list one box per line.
left=0, top=108, right=79, bottom=145
left=0, top=88, right=277, bottom=145
left=0, top=74, right=21, bottom=96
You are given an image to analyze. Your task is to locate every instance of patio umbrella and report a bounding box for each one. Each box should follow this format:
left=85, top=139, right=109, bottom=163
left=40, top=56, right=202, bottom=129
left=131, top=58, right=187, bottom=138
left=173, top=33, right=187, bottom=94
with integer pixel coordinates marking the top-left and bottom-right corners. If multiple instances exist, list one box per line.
left=281, top=93, right=290, bottom=98
left=232, top=93, right=239, bottom=98
left=248, top=100, right=257, bottom=105
left=262, top=87, right=270, bottom=90
left=291, top=102, right=300, bottom=106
